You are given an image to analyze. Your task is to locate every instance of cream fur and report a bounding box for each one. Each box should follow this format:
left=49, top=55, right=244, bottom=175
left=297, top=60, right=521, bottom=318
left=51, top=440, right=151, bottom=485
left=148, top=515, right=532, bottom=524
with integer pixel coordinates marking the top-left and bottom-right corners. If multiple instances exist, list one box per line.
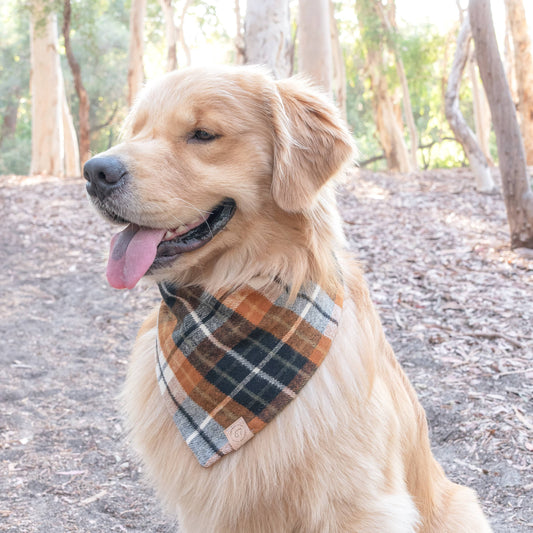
left=89, top=65, right=492, bottom=532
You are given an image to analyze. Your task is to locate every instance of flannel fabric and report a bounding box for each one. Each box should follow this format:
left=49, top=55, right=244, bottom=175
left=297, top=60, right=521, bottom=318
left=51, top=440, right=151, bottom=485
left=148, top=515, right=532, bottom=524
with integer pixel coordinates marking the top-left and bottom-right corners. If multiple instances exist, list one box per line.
left=156, top=279, right=343, bottom=467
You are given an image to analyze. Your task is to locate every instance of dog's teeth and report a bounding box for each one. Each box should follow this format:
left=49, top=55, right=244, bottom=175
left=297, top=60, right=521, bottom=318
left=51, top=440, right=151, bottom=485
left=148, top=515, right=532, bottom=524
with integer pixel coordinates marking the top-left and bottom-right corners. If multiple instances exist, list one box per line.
left=177, top=225, right=188, bottom=234
left=163, top=230, right=174, bottom=240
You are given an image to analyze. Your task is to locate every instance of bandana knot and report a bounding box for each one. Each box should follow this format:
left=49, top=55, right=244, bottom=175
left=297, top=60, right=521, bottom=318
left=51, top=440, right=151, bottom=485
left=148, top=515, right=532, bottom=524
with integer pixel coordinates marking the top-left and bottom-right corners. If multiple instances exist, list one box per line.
left=156, top=279, right=343, bottom=467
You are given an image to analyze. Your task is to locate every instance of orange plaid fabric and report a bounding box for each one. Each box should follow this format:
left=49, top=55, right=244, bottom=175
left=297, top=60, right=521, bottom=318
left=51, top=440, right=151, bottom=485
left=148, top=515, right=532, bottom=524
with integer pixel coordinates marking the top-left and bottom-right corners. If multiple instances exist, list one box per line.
left=156, top=279, right=343, bottom=467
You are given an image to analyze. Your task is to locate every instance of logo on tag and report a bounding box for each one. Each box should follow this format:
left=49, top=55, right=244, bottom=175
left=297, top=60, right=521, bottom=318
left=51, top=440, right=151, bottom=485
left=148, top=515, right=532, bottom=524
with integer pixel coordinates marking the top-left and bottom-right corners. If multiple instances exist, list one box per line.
left=224, top=417, right=254, bottom=450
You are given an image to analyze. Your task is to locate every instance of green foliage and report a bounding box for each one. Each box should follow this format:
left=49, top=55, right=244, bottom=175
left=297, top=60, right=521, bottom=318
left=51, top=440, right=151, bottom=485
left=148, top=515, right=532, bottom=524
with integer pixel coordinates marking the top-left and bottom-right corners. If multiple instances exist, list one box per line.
left=344, top=47, right=382, bottom=162
left=397, top=23, right=469, bottom=168
left=0, top=0, right=496, bottom=175
left=338, top=1, right=480, bottom=171
left=0, top=0, right=31, bottom=174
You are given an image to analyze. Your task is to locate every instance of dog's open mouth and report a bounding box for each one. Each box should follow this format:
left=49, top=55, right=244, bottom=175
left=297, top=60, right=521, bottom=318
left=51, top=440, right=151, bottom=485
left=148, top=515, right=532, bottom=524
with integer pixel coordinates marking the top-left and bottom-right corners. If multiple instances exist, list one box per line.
left=106, top=198, right=236, bottom=289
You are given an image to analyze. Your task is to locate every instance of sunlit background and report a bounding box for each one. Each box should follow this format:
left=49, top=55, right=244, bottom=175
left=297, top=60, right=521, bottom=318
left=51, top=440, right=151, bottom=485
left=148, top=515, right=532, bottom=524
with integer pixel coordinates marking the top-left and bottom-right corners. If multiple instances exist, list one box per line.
left=1, top=0, right=532, bottom=174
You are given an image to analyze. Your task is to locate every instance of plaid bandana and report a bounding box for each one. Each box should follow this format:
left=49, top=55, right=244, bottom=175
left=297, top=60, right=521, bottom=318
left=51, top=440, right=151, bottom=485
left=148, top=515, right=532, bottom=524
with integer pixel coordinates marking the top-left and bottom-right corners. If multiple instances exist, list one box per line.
left=156, top=279, right=343, bottom=467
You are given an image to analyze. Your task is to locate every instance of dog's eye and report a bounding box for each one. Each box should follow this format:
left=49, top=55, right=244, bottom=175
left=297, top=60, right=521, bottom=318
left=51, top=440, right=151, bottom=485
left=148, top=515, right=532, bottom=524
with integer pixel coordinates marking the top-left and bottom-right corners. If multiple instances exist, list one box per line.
left=189, top=130, right=217, bottom=143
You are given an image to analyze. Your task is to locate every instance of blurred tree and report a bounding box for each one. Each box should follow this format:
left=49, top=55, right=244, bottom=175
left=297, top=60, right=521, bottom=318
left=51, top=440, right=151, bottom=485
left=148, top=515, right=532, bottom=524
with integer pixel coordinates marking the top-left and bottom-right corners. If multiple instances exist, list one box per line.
left=0, top=94, right=20, bottom=150
left=1, top=0, right=129, bottom=174
left=30, top=2, right=64, bottom=175
left=503, top=12, right=517, bottom=104
left=60, top=67, right=81, bottom=176
left=445, top=14, right=494, bottom=192
left=468, top=47, right=491, bottom=162
left=330, top=1, right=347, bottom=120
left=234, top=0, right=245, bottom=64
left=376, top=0, right=418, bottom=169
left=62, top=0, right=89, bottom=170
left=504, top=0, right=533, bottom=165
left=128, top=0, right=146, bottom=106
left=64, top=0, right=130, bottom=156
left=456, top=2, right=492, bottom=162
left=244, top=0, right=292, bottom=79
left=159, top=0, right=178, bottom=71
left=0, top=7, right=27, bottom=155
left=299, top=0, right=332, bottom=93
left=356, top=0, right=411, bottom=172
left=157, top=0, right=193, bottom=72
left=0, top=0, right=498, bottom=175
left=470, top=0, right=533, bottom=248
left=178, top=0, right=192, bottom=66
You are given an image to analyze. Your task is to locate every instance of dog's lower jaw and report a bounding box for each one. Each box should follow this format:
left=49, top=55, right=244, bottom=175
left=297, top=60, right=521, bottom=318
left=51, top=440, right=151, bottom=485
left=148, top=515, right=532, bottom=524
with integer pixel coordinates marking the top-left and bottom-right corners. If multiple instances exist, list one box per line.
left=151, top=225, right=339, bottom=298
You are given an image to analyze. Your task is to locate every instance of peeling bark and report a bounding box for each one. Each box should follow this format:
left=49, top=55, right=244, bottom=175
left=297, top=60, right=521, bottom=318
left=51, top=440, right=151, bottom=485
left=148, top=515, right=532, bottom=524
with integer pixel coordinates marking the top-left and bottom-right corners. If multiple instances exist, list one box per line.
left=298, top=0, right=332, bottom=93
left=59, top=68, right=80, bottom=177
left=62, top=0, right=90, bottom=168
left=445, top=15, right=495, bottom=193
left=377, top=0, right=418, bottom=170
left=127, top=0, right=146, bottom=107
left=159, top=0, right=178, bottom=72
left=468, top=48, right=492, bottom=162
left=244, top=0, right=292, bottom=79
left=504, top=0, right=533, bottom=165
left=330, top=0, right=347, bottom=119
left=504, top=14, right=517, bottom=103
left=178, top=0, right=192, bottom=67
left=234, top=0, right=245, bottom=65
left=357, top=0, right=411, bottom=173
left=368, top=53, right=412, bottom=173
left=30, top=7, right=64, bottom=176
left=470, top=0, right=533, bottom=248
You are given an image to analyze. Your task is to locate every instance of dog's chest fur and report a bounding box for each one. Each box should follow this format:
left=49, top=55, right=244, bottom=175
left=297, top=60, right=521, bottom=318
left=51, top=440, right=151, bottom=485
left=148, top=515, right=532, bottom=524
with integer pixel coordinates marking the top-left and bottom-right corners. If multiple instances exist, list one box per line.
left=123, top=287, right=421, bottom=533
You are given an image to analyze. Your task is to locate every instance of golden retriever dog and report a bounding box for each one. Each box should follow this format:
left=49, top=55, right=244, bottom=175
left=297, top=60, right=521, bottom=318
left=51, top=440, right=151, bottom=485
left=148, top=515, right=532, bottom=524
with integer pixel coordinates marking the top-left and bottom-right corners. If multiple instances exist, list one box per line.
left=84, top=65, right=492, bottom=532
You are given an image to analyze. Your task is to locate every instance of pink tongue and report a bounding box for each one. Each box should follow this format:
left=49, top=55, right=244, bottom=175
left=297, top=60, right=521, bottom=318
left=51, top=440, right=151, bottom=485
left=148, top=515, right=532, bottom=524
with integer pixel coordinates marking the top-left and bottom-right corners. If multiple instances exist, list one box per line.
left=106, top=224, right=166, bottom=289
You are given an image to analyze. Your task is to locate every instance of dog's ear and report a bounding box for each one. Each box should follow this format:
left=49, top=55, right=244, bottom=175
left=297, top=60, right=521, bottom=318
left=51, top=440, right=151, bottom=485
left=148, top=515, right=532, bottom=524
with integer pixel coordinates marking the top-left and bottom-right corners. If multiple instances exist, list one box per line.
left=270, top=78, right=355, bottom=212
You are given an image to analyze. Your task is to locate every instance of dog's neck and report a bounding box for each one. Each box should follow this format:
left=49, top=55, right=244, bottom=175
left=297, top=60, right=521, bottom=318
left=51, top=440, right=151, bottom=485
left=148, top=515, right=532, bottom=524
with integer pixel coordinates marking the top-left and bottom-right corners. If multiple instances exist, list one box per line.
left=162, top=185, right=347, bottom=298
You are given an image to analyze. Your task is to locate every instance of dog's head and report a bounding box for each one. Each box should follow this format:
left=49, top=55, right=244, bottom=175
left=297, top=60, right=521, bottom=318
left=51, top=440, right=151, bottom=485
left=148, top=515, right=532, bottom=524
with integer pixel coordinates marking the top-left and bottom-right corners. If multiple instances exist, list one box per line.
left=84, top=66, right=354, bottom=291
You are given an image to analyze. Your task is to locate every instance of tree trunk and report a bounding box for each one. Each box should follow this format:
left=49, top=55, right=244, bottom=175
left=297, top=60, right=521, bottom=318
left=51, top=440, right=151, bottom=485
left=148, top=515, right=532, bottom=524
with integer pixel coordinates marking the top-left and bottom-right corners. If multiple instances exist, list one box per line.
left=368, top=54, right=412, bottom=173
left=244, top=0, right=292, bottom=79
left=504, top=0, right=533, bottom=165
left=60, top=69, right=81, bottom=177
left=504, top=14, right=517, bottom=104
left=468, top=48, right=492, bottom=161
left=30, top=7, right=64, bottom=176
left=234, top=0, right=245, bottom=65
left=456, top=0, right=492, bottom=161
left=128, top=0, right=146, bottom=107
left=159, top=0, right=178, bottom=72
left=470, top=0, right=533, bottom=248
left=329, top=0, right=346, bottom=119
left=178, top=0, right=192, bottom=67
left=445, top=15, right=495, bottom=192
left=357, top=0, right=412, bottom=173
left=377, top=0, right=419, bottom=170
left=298, top=0, right=332, bottom=93
left=62, top=0, right=90, bottom=168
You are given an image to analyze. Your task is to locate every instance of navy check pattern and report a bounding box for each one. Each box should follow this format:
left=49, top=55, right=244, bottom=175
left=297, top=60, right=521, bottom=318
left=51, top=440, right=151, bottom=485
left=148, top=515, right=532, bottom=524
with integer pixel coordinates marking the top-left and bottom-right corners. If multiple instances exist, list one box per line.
left=156, top=279, right=343, bottom=467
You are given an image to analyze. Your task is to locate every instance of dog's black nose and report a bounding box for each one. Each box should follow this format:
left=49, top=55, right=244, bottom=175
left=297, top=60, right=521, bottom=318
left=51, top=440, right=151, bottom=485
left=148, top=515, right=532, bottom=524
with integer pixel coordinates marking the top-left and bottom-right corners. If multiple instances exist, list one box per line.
left=84, top=156, right=128, bottom=200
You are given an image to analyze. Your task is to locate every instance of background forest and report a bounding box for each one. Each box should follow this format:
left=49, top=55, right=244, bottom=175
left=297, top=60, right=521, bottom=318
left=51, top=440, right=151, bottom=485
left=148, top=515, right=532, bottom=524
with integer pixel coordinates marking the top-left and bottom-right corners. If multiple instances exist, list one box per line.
left=1, top=0, right=531, bottom=176
left=1, top=1, right=532, bottom=532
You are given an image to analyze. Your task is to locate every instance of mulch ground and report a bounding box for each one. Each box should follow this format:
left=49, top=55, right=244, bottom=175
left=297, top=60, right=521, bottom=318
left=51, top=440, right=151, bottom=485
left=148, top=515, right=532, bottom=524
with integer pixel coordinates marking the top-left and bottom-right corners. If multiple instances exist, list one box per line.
left=0, top=168, right=531, bottom=532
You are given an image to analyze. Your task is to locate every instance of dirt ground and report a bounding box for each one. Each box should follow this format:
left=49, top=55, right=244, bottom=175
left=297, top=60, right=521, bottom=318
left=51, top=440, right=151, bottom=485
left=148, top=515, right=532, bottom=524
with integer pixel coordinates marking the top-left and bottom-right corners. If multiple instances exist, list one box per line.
left=0, top=168, right=531, bottom=532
